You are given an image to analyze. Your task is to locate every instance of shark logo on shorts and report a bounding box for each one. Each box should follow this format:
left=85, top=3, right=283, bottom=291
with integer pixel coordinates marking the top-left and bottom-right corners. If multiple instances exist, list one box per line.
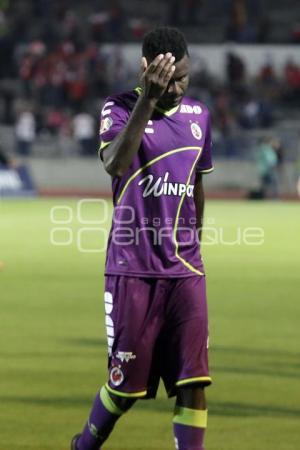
left=116, top=351, right=136, bottom=363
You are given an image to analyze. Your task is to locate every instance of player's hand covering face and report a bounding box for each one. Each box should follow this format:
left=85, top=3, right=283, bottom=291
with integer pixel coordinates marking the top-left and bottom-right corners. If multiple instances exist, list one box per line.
left=140, top=53, right=190, bottom=109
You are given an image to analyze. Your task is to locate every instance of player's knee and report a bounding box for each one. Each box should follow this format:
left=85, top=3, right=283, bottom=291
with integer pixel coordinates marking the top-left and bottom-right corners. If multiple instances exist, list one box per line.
left=108, top=391, right=136, bottom=412
left=177, top=384, right=206, bottom=409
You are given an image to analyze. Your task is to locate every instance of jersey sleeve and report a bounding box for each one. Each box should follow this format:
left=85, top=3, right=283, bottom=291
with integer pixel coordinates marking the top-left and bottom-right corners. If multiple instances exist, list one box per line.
left=196, top=110, right=214, bottom=174
left=98, top=97, right=129, bottom=159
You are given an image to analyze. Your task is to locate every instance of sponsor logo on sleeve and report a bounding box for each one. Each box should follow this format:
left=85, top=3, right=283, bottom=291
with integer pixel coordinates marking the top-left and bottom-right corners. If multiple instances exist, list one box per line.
left=116, top=351, right=136, bottom=362
left=100, top=117, right=113, bottom=134
left=180, top=104, right=202, bottom=114
left=101, top=101, right=115, bottom=116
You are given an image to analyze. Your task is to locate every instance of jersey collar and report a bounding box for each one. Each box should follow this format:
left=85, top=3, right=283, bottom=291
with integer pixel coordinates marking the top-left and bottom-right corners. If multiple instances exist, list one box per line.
left=134, top=87, right=180, bottom=117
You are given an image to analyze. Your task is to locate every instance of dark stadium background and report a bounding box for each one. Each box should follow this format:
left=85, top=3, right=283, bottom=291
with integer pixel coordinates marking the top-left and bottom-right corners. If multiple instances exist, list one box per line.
left=0, top=0, right=299, bottom=198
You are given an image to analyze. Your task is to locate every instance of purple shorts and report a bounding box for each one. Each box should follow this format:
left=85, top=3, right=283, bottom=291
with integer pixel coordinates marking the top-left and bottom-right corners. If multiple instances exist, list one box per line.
left=104, top=275, right=211, bottom=398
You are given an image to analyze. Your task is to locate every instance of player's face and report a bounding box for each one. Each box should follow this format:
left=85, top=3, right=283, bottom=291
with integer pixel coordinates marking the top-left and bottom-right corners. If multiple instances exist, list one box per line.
left=158, top=54, right=190, bottom=110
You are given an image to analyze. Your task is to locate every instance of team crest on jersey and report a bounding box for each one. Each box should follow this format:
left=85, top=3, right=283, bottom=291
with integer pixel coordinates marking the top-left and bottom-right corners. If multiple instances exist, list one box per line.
left=110, top=366, right=124, bottom=386
left=100, top=117, right=113, bottom=135
left=190, top=122, right=202, bottom=140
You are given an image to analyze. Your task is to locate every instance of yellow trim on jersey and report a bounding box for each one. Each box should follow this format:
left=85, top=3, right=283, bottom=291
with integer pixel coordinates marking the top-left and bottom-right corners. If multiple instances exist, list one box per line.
left=176, top=376, right=212, bottom=387
left=105, top=383, right=147, bottom=398
left=155, top=104, right=180, bottom=116
left=173, top=149, right=204, bottom=276
left=98, top=141, right=112, bottom=159
left=134, top=86, right=180, bottom=116
left=116, top=146, right=202, bottom=205
left=99, top=140, right=112, bottom=151
left=116, top=146, right=205, bottom=276
left=197, top=166, right=214, bottom=174
left=173, top=407, right=208, bottom=428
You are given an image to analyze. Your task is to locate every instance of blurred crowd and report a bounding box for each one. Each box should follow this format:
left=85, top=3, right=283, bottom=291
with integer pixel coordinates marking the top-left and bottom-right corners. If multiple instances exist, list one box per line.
left=2, top=44, right=300, bottom=157
left=0, top=0, right=300, bottom=157
left=191, top=52, right=300, bottom=152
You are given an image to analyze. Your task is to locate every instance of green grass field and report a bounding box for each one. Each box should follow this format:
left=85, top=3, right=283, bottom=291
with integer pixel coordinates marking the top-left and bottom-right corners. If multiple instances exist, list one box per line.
left=0, top=198, right=299, bottom=450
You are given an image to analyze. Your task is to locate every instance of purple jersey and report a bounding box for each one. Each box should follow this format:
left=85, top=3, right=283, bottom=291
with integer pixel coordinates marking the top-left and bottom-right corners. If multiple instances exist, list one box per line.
left=99, top=88, right=214, bottom=278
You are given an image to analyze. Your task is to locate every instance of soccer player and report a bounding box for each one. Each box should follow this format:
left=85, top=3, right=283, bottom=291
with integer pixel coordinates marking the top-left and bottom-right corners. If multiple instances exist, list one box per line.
left=71, top=27, right=214, bottom=450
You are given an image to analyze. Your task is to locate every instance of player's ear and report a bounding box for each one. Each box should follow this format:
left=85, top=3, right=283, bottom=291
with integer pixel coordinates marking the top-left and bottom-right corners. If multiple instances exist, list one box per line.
left=141, top=57, right=148, bottom=72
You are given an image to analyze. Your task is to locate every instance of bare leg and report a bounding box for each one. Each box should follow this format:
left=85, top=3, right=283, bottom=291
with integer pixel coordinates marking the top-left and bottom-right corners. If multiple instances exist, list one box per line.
left=173, top=385, right=208, bottom=450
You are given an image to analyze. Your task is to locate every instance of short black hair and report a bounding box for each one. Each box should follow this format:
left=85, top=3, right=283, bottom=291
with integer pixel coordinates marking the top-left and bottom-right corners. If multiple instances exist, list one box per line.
left=142, top=27, right=189, bottom=62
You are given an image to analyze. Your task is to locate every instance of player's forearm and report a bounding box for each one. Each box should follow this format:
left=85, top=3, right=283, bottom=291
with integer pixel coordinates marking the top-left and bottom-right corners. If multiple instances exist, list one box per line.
left=102, top=96, right=156, bottom=177
left=194, top=174, right=205, bottom=243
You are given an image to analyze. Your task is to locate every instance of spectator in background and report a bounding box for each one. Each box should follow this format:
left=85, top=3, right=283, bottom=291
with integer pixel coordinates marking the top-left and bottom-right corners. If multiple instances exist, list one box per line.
left=15, top=109, right=36, bottom=156
left=184, top=0, right=203, bottom=25
left=226, top=51, right=246, bottom=88
left=283, top=58, right=300, bottom=105
left=239, top=93, right=260, bottom=129
left=296, top=137, right=300, bottom=198
left=88, top=1, right=125, bottom=42
left=0, top=80, right=15, bottom=124
left=239, top=90, right=274, bottom=129
left=291, top=22, right=300, bottom=44
left=72, top=111, right=95, bottom=156
left=225, top=0, right=257, bottom=43
left=169, top=0, right=181, bottom=26
left=296, top=155, right=300, bottom=198
left=273, top=138, right=285, bottom=196
left=256, top=136, right=279, bottom=198
left=45, top=108, right=70, bottom=136
left=0, top=145, right=13, bottom=168
left=257, top=15, right=271, bottom=43
left=169, top=0, right=203, bottom=26
left=108, top=1, right=125, bottom=41
left=258, top=56, right=278, bottom=87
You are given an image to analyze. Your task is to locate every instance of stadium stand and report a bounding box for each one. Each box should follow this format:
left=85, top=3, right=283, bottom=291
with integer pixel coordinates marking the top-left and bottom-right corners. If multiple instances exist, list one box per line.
left=0, top=0, right=299, bottom=196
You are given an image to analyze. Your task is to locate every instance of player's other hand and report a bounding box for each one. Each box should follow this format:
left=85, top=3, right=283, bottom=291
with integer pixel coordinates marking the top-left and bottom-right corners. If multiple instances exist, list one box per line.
left=140, top=53, right=175, bottom=103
